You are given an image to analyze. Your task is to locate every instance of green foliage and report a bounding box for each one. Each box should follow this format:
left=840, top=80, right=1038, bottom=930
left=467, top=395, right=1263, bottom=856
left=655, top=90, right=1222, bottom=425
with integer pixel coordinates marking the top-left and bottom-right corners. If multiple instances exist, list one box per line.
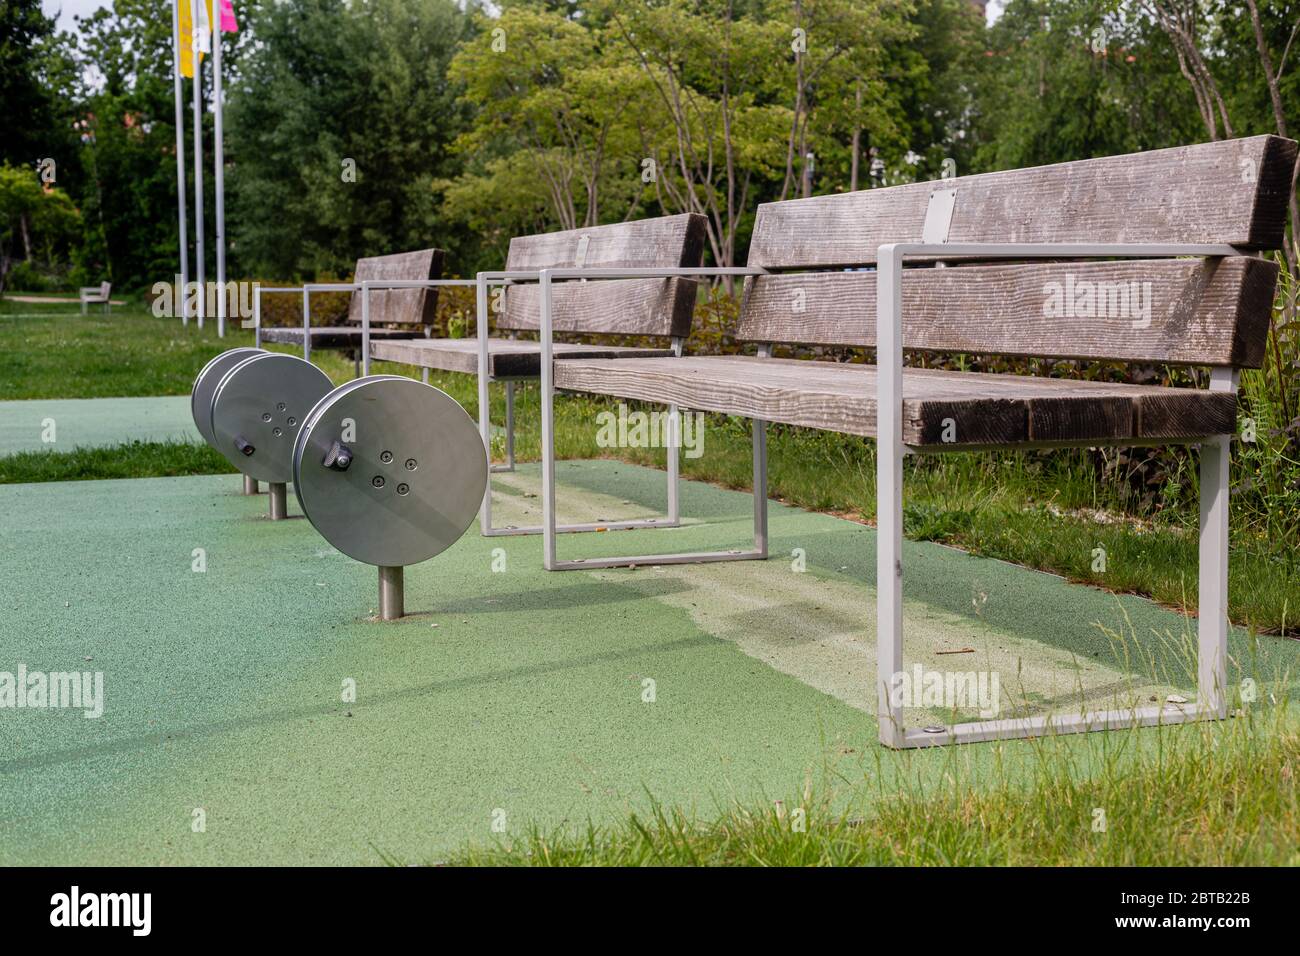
left=0, top=161, right=80, bottom=293
left=969, top=0, right=1203, bottom=171
left=226, top=0, right=480, bottom=279
left=0, top=0, right=74, bottom=169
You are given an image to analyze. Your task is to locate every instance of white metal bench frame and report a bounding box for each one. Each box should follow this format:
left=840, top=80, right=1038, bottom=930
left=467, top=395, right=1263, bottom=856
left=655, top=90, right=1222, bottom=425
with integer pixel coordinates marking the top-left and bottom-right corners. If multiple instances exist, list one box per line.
left=521, top=244, right=1242, bottom=749
left=470, top=271, right=685, bottom=540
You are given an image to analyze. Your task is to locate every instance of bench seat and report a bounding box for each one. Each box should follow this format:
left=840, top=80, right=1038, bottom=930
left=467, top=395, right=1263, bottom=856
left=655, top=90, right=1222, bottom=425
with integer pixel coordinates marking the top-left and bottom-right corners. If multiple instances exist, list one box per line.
left=371, top=337, right=676, bottom=379
left=260, top=327, right=423, bottom=349
left=553, top=355, right=1236, bottom=447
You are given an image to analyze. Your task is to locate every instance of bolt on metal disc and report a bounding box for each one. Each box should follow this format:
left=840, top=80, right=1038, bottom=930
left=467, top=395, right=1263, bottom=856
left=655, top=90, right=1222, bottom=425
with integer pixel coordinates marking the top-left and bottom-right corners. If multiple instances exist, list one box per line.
left=210, top=352, right=334, bottom=484
left=191, top=347, right=263, bottom=448
left=293, top=375, right=488, bottom=567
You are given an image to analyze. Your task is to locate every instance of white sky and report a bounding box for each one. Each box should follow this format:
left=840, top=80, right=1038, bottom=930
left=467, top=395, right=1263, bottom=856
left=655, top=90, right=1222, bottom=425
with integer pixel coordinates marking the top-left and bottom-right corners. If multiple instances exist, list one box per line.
left=41, top=0, right=107, bottom=34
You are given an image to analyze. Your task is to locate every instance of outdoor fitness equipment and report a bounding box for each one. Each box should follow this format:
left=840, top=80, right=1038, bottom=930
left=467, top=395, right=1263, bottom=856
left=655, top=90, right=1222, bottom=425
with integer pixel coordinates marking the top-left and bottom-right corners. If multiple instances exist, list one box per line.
left=197, top=349, right=334, bottom=518
left=293, top=376, right=487, bottom=620
left=191, top=347, right=264, bottom=495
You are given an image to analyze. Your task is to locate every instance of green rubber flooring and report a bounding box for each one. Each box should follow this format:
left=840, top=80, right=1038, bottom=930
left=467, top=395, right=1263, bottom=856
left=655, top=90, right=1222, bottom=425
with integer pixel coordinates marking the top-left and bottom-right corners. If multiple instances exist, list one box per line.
left=0, top=396, right=197, bottom=455
left=1, top=461, right=1295, bottom=864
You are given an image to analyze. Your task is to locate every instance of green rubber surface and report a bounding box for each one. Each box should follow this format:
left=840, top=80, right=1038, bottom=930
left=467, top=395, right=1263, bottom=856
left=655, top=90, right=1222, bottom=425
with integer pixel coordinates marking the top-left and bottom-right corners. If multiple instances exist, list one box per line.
left=2, top=461, right=1296, bottom=865
left=0, top=396, right=198, bottom=455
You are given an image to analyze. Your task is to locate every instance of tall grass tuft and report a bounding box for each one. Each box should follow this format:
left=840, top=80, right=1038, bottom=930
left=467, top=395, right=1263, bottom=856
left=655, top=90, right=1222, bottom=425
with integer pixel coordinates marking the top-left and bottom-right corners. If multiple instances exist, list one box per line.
left=444, top=704, right=1299, bottom=866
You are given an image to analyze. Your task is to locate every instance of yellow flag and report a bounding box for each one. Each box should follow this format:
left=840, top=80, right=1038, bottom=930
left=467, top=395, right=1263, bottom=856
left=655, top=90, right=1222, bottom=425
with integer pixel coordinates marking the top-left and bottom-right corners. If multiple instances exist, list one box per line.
left=176, top=1, right=214, bottom=78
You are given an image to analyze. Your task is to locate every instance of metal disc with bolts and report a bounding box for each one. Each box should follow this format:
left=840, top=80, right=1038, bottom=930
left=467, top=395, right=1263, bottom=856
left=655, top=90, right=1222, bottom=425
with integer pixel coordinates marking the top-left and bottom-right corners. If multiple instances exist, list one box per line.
left=190, top=347, right=264, bottom=448
left=210, top=352, right=334, bottom=484
left=293, top=376, right=487, bottom=567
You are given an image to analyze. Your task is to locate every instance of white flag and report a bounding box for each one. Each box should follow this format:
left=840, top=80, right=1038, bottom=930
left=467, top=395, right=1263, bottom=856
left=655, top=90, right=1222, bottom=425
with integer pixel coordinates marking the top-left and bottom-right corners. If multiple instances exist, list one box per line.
left=196, top=0, right=212, bottom=54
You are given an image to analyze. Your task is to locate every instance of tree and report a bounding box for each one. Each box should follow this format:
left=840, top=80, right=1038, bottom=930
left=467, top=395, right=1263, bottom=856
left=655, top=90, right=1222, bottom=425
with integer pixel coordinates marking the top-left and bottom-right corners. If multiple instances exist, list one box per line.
left=603, top=0, right=789, bottom=276
left=226, top=0, right=480, bottom=278
left=1139, top=0, right=1235, bottom=139
left=969, top=0, right=1203, bottom=172
left=1, top=0, right=62, bottom=168
left=445, top=4, right=648, bottom=237
left=774, top=0, right=916, bottom=199
left=0, top=162, right=80, bottom=295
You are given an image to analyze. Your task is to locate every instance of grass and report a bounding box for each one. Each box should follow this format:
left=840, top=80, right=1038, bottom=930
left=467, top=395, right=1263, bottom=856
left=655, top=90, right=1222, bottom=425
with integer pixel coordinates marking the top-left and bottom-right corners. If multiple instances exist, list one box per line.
left=442, top=708, right=1300, bottom=866
left=0, top=439, right=234, bottom=483
left=1, top=304, right=1295, bottom=634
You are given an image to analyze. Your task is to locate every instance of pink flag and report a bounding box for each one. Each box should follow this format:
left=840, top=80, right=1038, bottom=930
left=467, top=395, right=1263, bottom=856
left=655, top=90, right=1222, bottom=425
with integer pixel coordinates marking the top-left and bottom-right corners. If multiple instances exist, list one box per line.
left=218, top=0, right=238, bottom=32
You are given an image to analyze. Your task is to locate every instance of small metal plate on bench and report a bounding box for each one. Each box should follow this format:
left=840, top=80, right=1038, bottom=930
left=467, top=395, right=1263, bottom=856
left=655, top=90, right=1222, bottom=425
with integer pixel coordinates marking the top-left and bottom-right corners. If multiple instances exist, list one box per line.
left=210, top=353, right=334, bottom=484
left=293, top=376, right=487, bottom=567
left=922, top=187, right=958, bottom=245
left=191, top=347, right=263, bottom=448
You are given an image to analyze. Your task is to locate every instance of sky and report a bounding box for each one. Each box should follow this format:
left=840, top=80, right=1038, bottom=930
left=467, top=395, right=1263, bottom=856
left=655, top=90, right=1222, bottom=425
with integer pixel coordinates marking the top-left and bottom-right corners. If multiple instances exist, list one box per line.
left=41, top=0, right=105, bottom=34
left=42, top=0, right=1006, bottom=35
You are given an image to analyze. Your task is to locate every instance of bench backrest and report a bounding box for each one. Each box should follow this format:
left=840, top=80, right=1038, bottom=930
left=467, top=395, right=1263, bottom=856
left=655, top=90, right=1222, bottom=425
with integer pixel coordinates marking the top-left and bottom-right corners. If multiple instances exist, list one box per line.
left=345, top=249, right=445, bottom=327
left=738, top=135, right=1297, bottom=368
left=498, top=214, right=708, bottom=338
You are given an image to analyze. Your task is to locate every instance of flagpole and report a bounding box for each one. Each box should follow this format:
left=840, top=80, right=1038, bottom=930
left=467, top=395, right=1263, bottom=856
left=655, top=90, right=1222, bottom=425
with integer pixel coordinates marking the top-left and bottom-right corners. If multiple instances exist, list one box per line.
left=171, top=1, right=189, bottom=326
left=213, top=12, right=226, bottom=338
left=191, top=0, right=206, bottom=329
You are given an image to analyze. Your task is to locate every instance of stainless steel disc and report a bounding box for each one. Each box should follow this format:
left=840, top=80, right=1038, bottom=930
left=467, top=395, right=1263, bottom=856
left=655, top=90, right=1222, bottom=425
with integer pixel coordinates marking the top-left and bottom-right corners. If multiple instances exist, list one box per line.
left=191, top=347, right=263, bottom=448
left=293, top=376, right=487, bottom=567
left=210, top=353, right=334, bottom=484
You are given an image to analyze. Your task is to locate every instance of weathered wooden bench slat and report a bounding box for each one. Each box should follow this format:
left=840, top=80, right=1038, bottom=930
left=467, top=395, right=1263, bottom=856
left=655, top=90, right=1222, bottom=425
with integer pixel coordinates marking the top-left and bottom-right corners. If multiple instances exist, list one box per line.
left=553, top=356, right=1237, bottom=446
left=504, top=213, right=707, bottom=271
left=498, top=277, right=698, bottom=338
left=737, top=256, right=1277, bottom=366
left=748, top=135, right=1298, bottom=267
left=260, top=327, right=423, bottom=348
left=371, top=338, right=676, bottom=378
left=344, top=248, right=445, bottom=327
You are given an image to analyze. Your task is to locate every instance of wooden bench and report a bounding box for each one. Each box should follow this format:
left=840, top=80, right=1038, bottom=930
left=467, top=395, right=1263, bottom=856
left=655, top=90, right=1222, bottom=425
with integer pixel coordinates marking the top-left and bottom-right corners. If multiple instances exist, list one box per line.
left=369, top=213, right=707, bottom=536
left=79, top=281, right=111, bottom=314
left=256, top=249, right=444, bottom=372
left=526, top=135, right=1298, bottom=748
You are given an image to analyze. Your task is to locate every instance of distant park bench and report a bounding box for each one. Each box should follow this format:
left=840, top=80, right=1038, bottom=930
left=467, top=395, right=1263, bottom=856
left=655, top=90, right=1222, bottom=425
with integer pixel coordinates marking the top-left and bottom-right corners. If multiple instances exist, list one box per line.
left=369, top=214, right=706, bottom=536
left=256, top=249, right=444, bottom=374
left=523, top=135, right=1298, bottom=748
left=79, top=281, right=112, bottom=314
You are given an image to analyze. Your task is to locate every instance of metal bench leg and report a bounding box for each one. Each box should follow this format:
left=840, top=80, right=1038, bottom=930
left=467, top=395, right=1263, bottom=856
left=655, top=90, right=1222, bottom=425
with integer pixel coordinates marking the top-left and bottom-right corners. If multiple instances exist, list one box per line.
left=480, top=375, right=684, bottom=538
left=504, top=382, right=516, bottom=470
left=886, top=434, right=1232, bottom=749
left=868, top=427, right=1232, bottom=749
left=541, top=399, right=768, bottom=571
left=878, top=461, right=1231, bottom=738
left=1197, top=433, right=1230, bottom=718
left=488, top=382, right=516, bottom=475
left=302, top=289, right=311, bottom=362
